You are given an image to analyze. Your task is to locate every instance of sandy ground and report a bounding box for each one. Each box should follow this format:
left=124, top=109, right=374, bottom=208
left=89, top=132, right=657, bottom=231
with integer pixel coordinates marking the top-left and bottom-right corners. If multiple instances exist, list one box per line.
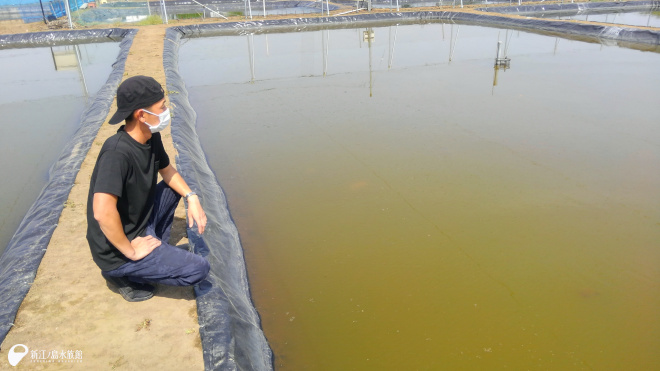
left=0, top=2, right=658, bottom=369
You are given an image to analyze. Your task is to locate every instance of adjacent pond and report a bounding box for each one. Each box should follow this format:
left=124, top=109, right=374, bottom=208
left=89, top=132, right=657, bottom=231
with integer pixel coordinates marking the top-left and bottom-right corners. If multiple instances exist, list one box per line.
left=0, top=42, right=120, bottom=254
left=543, top=10, right=660, bottom=28
left=179, top=23, right=660, bottom=370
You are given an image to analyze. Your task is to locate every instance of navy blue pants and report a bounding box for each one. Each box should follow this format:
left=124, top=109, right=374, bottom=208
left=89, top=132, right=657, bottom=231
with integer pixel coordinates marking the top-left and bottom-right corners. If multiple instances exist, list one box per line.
left=103, top=182, right=210, bottom=286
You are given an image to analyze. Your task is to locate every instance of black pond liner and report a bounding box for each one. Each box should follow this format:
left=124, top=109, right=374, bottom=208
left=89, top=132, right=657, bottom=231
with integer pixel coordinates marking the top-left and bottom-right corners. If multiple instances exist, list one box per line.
left=165, top=5, right=659, bottom=369
left=476, top=0, right=660, bottom=16
left=0, top=28, right=136, bottom=347
left=164, top=29, right=275, bottom=371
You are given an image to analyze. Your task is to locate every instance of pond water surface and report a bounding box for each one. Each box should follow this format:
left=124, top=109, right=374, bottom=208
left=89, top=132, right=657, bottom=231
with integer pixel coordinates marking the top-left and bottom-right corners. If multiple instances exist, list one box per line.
left=179, top=23, right=660, bottom=370
left=544, top=10, right=660, bottom=28
left=0, top=42, right=120, bottom=254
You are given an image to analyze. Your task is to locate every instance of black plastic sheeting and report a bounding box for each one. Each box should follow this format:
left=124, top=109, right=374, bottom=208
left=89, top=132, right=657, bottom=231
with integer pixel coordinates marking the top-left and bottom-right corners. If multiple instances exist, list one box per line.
left=0, top=28, right=130, bottom=48
left=165, top=7, right=659, bottom=369
left=164, top=28, right=274, bottom=371
left=477, top=0, right=660, bottom=16
left=262, top=1, right=339, bottom=10
left=0, top=28, right=137, bottom=348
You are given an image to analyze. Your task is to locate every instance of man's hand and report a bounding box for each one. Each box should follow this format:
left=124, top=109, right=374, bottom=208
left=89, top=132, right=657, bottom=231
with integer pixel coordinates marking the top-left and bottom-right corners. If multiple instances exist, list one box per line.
left=94, top=192, right=160, bottom=261
left=130, top=235, right=162, bottom=261
left=187, top=195, right=207, bottom=234
left=159, top=164, right=208, bottom=234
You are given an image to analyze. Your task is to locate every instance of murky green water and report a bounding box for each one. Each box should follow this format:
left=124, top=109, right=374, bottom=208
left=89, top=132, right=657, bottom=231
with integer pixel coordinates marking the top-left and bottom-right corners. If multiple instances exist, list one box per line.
left=0, top=42, right=119, bottom=254
left=179, top=23, right=660, bottom=370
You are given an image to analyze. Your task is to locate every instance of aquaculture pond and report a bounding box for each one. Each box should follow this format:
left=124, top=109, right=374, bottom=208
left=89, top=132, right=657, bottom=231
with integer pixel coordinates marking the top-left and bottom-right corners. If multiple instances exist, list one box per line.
left=179, top=23, right=660, bottom=370
left=0, top=42, right=120, bottom=255
left=546, top=10, right=660, bottom=28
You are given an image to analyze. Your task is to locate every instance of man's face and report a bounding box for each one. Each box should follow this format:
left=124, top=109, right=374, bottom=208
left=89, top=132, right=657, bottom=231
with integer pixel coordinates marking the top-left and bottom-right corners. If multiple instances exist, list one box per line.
left=142, top=98, right=168, bottom=127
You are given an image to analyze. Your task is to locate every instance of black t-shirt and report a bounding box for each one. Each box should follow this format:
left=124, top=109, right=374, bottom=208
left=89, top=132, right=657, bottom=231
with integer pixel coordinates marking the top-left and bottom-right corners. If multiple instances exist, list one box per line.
left=86, top=126, right=170, bottom=271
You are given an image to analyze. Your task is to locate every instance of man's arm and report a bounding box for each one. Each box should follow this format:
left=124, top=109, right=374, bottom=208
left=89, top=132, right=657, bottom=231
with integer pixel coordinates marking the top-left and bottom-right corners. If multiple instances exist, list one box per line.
left=93, top=192, right=161, bottom=260
left=159, top=164, right=207, bottom=234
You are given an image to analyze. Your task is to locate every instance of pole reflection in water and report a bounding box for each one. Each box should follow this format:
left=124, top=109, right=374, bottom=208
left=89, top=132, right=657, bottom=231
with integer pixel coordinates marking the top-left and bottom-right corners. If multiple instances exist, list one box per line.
left=492, top=32, right=511, bottom=95
left=321, top=29, right=329, bottom=77
left=449, top=24, right=460, bottom=62
left=388, top=24, right=398, bottom=69
left=247, top=33, right=255, bottom=83
left=364, top=28, right=374, bottom=97
left=50, top=44, right=89, bottom=100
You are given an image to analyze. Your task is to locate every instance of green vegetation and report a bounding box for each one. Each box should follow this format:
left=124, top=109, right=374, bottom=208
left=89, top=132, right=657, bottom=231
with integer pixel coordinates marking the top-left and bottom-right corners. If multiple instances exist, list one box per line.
left=176, top=12, right=203, bottom=19
left=402, top=4, right=412, bottom=8
left=136, top=14, right=163, bottom=25
left=227, top=11, right=244, bottom=16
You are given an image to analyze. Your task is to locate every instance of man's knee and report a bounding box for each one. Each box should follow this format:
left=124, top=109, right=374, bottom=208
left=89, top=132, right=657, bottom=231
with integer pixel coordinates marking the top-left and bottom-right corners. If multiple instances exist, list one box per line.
left=182, top=256, right=210, bottom=286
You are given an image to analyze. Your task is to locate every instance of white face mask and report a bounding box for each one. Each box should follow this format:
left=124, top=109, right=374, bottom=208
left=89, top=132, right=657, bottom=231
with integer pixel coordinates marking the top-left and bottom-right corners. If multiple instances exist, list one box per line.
left=142, top=108, right=171, bottom=133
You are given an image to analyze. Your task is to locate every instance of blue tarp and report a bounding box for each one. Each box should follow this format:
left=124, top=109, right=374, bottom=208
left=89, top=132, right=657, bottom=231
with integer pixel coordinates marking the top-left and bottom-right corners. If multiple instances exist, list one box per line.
left=13, top=0, right=85, bottom=23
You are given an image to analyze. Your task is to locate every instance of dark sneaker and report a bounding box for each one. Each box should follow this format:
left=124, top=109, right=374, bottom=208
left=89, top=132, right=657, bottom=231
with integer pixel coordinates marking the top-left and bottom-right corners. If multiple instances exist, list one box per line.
left=102, top=274, right=155, bottom=302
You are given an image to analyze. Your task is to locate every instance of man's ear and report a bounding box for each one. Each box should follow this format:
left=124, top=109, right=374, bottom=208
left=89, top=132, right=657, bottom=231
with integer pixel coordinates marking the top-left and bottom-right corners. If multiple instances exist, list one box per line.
left=131, top=109, right=145, bottom=123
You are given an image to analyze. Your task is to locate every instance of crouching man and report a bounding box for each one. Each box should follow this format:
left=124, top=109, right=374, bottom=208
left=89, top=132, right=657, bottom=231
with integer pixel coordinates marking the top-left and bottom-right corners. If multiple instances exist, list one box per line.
left=86, top=75, right=210, bottom=302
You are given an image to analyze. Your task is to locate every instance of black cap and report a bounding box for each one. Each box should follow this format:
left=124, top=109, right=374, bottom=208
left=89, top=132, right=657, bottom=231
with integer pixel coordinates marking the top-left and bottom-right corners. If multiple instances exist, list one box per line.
left=109, top=75, right=165, bottom=125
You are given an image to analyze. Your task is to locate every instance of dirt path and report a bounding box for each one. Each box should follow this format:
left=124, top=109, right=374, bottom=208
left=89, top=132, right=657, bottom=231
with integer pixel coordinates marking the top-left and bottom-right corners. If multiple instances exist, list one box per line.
left=0, top=26, right=204, bottom=370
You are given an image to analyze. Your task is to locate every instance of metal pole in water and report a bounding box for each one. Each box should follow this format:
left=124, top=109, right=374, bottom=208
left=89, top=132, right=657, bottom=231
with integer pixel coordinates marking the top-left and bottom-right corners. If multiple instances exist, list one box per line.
left=449, top=23, right=453, bottom=62
left=450, top=25, right=459, bottom=62
left=263, top=0, right=266, bottom=18
left=496, top=40, right=502, bottom=60
left=460, top=0, right=463, bottom=8
left=266, top=34, right=269, bottom=56
left=492, top=65, right=499, bottom=92
left=388, top=24, right=398, bottom=69
left=326, top=0, right=330, bottom=16
left=325, top=30, right=329, bottom=75
left=247, top=0, right=253, bottom=20
left=388, top=26, right=392, bottom=68
left=247, top=34, right=255, bottom=83
left=74, top=44, right=89, bottom=100
left=368, top=28, right=373, bottom=97
left=396, top=0, right=399, bottom=11
left=322, top=29, right=326, bottom=76
left=146, top=0, right=151, bottom=15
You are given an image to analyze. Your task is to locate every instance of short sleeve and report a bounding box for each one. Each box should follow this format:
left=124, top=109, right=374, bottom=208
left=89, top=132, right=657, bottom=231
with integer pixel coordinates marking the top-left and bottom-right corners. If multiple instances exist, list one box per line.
left=92, top=150, right=128, bottom=197
left=153, top=133, right=170, bottom=169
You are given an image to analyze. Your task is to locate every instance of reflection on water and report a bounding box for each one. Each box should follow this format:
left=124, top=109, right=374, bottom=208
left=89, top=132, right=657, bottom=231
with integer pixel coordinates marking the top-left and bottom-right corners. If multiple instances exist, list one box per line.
left=0, top=42, right=119, bottom=254
left=180, top=23, right=660, bottom=370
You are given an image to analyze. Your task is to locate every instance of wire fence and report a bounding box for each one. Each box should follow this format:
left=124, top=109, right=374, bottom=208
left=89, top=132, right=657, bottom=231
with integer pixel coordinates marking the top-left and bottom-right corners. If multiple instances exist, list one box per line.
left=0, top=0, right=612, bottom=27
